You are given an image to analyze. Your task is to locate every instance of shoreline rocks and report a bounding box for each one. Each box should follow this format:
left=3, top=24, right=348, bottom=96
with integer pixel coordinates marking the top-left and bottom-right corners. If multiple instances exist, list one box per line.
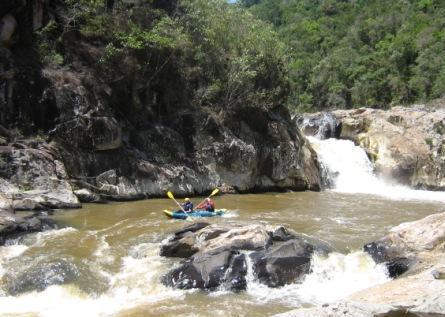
left=277, top=211, right=445, bottom=317
left=0, top=210, right=55, bottom=245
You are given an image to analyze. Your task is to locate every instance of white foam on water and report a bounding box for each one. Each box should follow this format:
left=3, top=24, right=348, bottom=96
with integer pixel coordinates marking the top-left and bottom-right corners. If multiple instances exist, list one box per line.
left=28, top=227, right=78, bottom=247
left=0, top=244, right=29, bottom=277
left=93, top=235, right=114, bottom=265
left=244, top=251, right=389, bottom=307
left=297, top=251, right=389, bottom=304
left=222, top=210, right=239, bottom=218
left=0, top=241, right=185, bottom=317
left=309, top=137, right=445, bottom=202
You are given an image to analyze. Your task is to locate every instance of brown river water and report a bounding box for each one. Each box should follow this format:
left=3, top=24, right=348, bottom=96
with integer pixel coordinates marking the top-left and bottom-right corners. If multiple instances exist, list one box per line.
left=0, top=191, right=444, bottom=317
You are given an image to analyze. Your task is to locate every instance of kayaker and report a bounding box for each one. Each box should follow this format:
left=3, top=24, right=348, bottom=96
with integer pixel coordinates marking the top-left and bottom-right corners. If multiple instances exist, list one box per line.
left=181, top=198, right=194, bottom=212
left=197, top=198, right=215, bottom=212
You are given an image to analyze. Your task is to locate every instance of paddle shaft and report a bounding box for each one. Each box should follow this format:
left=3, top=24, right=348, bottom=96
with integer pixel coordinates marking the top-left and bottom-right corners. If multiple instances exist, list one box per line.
left=173, top=198, right=185, bottom=212
left=167, top=191, right=185, bottom=212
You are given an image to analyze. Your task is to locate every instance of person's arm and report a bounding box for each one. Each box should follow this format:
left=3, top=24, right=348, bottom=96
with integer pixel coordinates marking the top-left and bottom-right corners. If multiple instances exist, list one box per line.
left=196, top=202, right=205, bottom=209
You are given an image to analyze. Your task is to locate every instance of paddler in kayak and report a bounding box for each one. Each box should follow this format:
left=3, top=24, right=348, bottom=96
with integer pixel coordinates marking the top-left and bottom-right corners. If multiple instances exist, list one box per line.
left=181, top=198, right=194, bottom=213
left=197, top=198, right=215, bottom=212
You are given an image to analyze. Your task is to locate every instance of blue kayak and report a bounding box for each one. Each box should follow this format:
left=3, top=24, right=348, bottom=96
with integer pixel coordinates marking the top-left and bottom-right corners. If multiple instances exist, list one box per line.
left=163, top=209, right=226, bottom=220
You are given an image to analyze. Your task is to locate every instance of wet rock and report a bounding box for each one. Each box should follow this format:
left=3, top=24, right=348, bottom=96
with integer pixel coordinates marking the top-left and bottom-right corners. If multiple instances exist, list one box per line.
left=270, top=226, right=296, bottom=242
left=74, top=188, right=100, bottom=203
left=251, top=239, right=314, bottom=287
left=224, top=253, right=248, bottom=291
left=3, top=259, right=79, bottom=295
left=364, top=212, right=445, bottom=278
left=162, top=224, right=320, bottom=291
left=384, top=257, right=411, bottom=278
left=164, top=250, right=234, bottom=289
left=0, top=211, right=51, bottom=244
left=295, top=112, right=341, bottom=139
left=160, top=231, right=199, bottom=258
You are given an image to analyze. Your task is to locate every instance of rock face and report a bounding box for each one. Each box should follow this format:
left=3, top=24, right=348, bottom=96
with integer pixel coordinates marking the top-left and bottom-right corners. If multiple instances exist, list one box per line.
left=277, top=212, right=445, bottom=317
left=0, top=210, right=54, bottom=245
left=294, top=112, right=341, bottom=140
left=0, top=141, right=80, bottom=211
left=0, top=0, right=321, bottom=208
left=161, top=223, right=322, bottom=291
left=333, top=107, right=445, bottom=190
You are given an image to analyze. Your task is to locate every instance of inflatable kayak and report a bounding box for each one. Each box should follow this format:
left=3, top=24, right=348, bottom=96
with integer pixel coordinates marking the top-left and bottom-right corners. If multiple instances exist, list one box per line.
left=163, top=209, right=226, bottom=220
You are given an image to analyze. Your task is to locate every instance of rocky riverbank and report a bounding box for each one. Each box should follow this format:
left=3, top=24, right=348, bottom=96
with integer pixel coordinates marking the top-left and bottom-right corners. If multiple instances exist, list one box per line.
left=276, top=211, right=445, bottom=317
left=296, top=106, right=445, bottom=191
left=0, top=210, right=55, bottom=245
left=0, top=0, right=321, bottom=213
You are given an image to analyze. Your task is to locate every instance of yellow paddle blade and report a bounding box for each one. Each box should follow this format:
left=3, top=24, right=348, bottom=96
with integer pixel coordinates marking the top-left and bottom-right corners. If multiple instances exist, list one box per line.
left=210, top=188, right=219, bottom=197
left=167, top=191, right=174, bottom=199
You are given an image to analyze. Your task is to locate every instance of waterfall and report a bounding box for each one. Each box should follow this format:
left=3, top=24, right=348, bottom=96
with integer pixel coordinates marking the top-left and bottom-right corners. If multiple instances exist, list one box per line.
left=309, top=136, right=445, bottom=202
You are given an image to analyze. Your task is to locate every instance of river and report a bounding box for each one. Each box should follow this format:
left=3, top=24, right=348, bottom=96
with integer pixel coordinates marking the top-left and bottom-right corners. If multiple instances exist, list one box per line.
left=0, top=139, right=444, bottom=317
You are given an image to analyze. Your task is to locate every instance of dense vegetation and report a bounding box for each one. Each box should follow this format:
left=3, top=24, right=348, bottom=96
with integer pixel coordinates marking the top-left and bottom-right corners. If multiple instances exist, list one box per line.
left=37, top=0, right=289, bottom=117
left=241, top=0, right=445, bottom=111
left=29, top=0, right=445, bottom=117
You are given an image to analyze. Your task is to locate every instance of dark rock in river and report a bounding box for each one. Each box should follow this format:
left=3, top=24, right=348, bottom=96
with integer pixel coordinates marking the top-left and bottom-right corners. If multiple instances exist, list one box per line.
left=0, top=210, right=54, bottom=245
left=162, top=223, right=322, bottom=291
left=3, top=259, right=79, bottom=295
left=163, top=250, right=235, bottom=290
left=160, top=222, right=211, bottom=258
left=251, top=239, right=314, bottom=287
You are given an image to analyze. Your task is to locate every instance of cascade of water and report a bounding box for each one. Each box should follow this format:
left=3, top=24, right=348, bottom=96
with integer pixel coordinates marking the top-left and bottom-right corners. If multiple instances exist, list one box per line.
left=309, top=136, right=445, bottom=202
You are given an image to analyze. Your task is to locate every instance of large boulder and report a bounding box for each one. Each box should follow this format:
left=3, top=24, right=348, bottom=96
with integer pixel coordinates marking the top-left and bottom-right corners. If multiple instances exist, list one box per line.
left=163, top=250, right=243, bottom=290
left=251, top=239, right=314, bottom=287
left=332, top=106, right=445, bottom=190
left=161, top=223, right=272, bottom=258
left=0, top=142, right=80, bottom=211
left=162, top=223, right=321, bottom=291
left=3, top=258, right=80, bottom=295
left=364, top=211, right=445, bottom=278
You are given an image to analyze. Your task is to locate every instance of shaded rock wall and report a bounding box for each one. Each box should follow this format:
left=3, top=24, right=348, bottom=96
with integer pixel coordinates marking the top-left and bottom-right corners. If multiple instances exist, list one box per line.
left=0, top=0, right=321, bottom=210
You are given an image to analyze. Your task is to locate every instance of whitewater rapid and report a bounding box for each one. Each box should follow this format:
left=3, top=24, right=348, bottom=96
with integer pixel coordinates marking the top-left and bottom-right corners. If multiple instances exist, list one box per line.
left=0, top=225, right=391, bottom=317
left=309, top=137, right=445, bottom=202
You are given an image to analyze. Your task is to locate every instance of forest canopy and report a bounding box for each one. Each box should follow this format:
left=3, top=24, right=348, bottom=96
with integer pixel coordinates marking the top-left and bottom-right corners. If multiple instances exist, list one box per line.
left=241, top=0, right=445, bottom=111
